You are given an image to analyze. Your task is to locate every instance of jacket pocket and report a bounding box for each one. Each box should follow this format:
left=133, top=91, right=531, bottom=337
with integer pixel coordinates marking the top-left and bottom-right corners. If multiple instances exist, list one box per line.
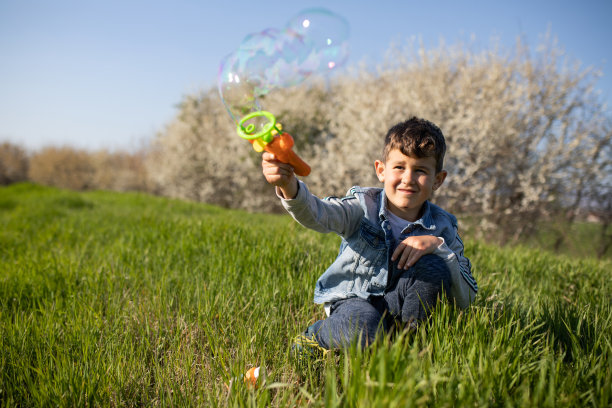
left=355, top=222, right=387, bottom=291
left=359, top=222, right=386, bottom=251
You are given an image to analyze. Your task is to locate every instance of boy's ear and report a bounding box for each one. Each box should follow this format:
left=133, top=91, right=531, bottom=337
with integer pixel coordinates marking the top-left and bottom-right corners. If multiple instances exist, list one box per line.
left=433, top=170, right=447, bottom=191
left=374, top=160, right=385, bottom=182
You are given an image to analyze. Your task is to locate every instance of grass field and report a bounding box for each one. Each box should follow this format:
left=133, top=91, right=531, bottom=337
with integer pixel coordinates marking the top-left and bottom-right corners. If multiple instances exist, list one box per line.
left=1, top=183, right=611, bottom=407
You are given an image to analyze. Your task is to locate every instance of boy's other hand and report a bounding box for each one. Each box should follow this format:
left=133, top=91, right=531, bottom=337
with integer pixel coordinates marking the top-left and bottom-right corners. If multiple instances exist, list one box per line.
left=262, top=152, right=298, bottom=199
left=392, top=235, right=443, bottom=270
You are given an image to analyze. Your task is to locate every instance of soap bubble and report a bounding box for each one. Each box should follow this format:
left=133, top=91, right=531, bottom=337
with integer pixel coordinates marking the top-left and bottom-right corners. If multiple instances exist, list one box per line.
left=217, top=51, right=261, bottom=122
left=218, top=8, right=349, bottom=125
left=285, top=9, right=350, bottom=74
left=237, top=29, right=282, bottom=94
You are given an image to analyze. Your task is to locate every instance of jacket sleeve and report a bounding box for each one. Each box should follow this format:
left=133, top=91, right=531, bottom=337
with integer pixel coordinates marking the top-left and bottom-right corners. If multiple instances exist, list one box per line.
left=433, top=227, right=478, bottom=309
left=277, top=180, right=363, bottom=237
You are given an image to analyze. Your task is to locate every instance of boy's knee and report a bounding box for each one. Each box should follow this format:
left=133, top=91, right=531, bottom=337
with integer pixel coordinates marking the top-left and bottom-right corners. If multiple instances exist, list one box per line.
left=414, top=253, right=445, bottom=268
left=315, top=298, right=385, bottom=349
left=413, top=254, right=451, bottom=292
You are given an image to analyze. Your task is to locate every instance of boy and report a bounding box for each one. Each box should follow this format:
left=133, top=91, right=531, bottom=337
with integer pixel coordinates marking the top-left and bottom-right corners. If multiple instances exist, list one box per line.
left=262, top=117, right=477, bottom=354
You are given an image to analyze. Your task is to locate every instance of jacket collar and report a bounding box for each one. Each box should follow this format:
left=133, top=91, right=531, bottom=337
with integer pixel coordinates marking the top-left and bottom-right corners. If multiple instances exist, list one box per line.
left=378, top=190, right=436, bottom=231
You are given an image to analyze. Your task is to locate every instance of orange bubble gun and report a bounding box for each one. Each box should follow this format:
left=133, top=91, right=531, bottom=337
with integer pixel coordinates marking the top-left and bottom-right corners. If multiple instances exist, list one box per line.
left=237, top=111, right=311, bottom=177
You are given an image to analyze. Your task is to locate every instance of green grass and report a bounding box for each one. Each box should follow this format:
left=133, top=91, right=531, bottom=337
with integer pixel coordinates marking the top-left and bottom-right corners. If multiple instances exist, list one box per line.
left=459, top=215, right=612, bottom=261
left=1, top=183, right=611, bottom=407
left=527, top=219, right=612, bottom=260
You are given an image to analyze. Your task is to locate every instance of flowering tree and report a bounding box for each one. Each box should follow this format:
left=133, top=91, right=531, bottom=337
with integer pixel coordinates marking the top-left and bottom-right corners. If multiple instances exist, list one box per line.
left=149, top=36, right=611, bottom=249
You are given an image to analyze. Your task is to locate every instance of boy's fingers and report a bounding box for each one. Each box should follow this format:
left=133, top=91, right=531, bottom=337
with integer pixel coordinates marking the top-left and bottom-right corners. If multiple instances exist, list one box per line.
left=406, top=252, right=420, bottom=268
left=399, top=250, right=412, bottom=269
left=262, top=153, right=294, bottom=172
left=391, top=243, right=403, bottom=261
left=267, top=161, right=291, bottom=173
left=278, top=162, right=295, bottom=174
left=262, top=152, right=275, bottom=161
left=392, top=244, right=411, bottom=269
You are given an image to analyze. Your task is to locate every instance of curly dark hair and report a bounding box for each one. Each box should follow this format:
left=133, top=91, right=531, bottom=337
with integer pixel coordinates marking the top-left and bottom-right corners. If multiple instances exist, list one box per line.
left=382, top=117, right=446, bottom=173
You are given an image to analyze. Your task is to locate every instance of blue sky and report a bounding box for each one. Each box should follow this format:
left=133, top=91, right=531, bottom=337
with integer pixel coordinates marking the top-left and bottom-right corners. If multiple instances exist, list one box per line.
left=1, top=0, right=611, bottom=151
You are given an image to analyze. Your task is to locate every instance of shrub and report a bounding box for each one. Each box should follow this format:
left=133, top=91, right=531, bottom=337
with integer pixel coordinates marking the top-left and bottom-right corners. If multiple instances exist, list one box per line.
left=0, top=142, right=29, bottom=185
left=28, top=146, right=153, bottom=193
left=91, top=150, right=150, bottom=192
left=28, top=147, right=95, bottom=190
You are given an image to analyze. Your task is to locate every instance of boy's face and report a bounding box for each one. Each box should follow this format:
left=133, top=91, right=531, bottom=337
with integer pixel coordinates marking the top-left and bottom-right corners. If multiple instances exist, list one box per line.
left=375, top=148, right=447, bottom=222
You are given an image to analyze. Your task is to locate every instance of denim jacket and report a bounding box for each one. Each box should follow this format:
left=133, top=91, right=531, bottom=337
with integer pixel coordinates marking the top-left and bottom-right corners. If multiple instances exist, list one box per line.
left=280, top=181, right=478, bottom=309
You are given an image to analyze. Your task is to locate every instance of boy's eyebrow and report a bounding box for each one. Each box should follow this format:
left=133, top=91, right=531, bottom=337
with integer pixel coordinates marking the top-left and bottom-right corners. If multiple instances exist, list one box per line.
left=413, top=160, right=435, bottom=168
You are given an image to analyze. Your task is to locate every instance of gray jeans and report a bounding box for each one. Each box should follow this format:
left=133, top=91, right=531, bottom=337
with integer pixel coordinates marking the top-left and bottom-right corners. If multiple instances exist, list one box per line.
left=308, top=254, right=451, bottom=349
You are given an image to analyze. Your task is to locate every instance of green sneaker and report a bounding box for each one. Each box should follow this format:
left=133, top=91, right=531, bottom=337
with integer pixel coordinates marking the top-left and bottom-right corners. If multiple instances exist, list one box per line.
left=290, top=332, right=329, bottom=361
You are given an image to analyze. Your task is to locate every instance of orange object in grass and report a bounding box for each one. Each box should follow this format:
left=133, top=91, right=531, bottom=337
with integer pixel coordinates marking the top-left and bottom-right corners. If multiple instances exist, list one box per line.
left=244, top=366, right=260, bottom=387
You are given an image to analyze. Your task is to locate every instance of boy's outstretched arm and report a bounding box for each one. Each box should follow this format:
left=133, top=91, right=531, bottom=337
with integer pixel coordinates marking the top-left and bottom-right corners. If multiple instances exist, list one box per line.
left=262, top=151, right=298, bottom=199
left=263, top=152, right=363, bottom=237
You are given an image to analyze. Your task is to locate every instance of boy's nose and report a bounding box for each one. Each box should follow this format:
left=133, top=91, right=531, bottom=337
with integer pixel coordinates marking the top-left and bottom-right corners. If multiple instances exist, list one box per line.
left=401, top=171, right=413, bottom=184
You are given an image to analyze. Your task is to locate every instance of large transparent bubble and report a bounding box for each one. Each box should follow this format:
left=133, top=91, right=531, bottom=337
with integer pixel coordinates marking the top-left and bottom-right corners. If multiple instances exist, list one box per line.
left=218, top=52, right=259, bottom=122
left=218, top=8, right=349, bottom=126
left=285, top=8, right=350, bottom=74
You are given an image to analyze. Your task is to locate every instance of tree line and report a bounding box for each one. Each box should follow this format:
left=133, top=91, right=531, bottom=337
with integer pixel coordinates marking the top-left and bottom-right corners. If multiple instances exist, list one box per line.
left=2, top=36, right=610, bottom=256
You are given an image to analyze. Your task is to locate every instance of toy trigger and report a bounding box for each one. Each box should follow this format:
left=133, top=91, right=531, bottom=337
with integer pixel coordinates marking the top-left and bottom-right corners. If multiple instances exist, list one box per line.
left=251, top=139, right=266, bottom=152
